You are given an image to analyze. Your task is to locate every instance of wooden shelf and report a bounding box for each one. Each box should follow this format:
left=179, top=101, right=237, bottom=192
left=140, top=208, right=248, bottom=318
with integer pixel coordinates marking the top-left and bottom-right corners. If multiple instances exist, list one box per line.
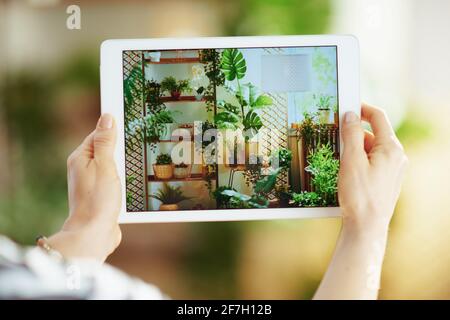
left=148, top=173, right=216, bottom=182
left=144, top=57, right=201, bottom=64
left=160, top=96, right=207, bottom=103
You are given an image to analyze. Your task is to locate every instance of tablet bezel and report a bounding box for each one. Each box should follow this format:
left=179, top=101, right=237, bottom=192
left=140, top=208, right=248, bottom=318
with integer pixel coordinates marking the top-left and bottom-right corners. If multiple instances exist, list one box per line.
left=100, top=35, right=360, bottom=223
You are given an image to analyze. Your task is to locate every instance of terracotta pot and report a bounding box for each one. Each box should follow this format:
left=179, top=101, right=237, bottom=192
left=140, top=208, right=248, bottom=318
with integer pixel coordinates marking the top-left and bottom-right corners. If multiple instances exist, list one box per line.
left=170, top=91, right=181, bottom=100
left=334, top=112, right=339, bottom=125
left=269, top=198, right=280, bottom=208
left=159, top=203, right=179, bottom=211
left=153, top=164, right=173, bottom=180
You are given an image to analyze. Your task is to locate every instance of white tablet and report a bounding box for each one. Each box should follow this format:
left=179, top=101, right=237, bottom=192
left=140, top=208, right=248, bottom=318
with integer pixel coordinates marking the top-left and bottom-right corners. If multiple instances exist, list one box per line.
left=100, top=35, right=360, bottom=223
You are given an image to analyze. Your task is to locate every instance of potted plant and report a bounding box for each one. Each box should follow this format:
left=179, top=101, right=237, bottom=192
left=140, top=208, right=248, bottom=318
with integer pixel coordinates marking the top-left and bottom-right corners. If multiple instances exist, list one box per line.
left=145, top=79, right=162, bottom=104
left=149, top=184, right=192, bottom=211
left=315, top=94, right=332, bottom=124
left=154, top=109, right=177, bottom=141
left=215, top=49, right=273, bottom=168
left=161, top=76, right=191, bottom=100
left=194, top=86, right=205, bottom=101
left=173, top=162, right=192, bottom=179
left=153, top=153, right=173, bottom=180
left=305, top=144, right=339, bottom=205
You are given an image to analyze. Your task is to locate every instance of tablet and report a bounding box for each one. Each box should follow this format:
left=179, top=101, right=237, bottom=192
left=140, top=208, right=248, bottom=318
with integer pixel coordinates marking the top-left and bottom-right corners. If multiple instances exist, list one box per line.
left=100, top=35, right=360, bottom=223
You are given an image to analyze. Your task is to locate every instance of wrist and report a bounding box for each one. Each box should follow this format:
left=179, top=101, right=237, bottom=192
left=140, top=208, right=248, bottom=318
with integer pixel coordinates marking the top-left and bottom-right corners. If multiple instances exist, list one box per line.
left=48, top=225, right=114, bottom=262
left=341, top=214, right=390, bottom=242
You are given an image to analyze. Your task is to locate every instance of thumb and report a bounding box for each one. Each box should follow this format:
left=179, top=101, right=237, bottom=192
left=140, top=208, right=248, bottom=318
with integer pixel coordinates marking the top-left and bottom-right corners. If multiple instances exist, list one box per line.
left=94, top=114, right=117, bottom=162
left=341, top=111, right=365, bottom=159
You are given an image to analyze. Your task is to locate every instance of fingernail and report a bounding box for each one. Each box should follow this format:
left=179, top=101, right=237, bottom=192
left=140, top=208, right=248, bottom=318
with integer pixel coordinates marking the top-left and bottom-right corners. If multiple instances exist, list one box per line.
left=98, top=114, right=113, bottom=129
left=345, top=112, right=358, bottom=123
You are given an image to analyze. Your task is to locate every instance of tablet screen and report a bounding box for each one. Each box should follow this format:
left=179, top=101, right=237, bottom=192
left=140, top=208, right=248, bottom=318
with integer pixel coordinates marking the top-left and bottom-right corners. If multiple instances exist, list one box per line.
left=122, top=46, right=339, bottom=212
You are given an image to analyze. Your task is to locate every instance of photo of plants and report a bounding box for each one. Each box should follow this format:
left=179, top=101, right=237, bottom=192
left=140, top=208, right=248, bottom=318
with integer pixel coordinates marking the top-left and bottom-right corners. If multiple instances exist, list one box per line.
left=123, top=46, right=339, bottom=212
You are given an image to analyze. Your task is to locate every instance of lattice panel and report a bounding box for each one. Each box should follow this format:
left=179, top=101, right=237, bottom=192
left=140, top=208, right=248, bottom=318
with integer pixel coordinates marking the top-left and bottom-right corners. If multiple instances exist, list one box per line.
left=261, top=93, right=289, bottom=199
left=259, top=48, right=290, bottom=199
left=123, top=51, right=146, bottom=212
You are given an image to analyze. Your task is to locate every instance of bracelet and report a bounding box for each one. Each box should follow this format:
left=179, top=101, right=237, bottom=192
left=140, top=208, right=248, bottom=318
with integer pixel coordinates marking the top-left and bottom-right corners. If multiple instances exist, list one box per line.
left=36, top=235, right=63, bottom=259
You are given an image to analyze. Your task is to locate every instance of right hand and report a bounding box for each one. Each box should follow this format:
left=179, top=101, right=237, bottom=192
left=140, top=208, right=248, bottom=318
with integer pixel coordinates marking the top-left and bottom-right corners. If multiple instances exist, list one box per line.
left=338, top=103, right=408, bottom=235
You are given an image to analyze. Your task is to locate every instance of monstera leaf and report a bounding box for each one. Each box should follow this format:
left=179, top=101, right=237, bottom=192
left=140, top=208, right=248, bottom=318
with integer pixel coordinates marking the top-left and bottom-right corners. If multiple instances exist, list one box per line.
left=214, top=111, right=240, bottom=130
left=252, top=95, right=273, bottom=109
left=243, top=110, right=263, bottom=134
left=221, top=48, right=247, bottom=81
left=218, top=100, right=240, bottom=114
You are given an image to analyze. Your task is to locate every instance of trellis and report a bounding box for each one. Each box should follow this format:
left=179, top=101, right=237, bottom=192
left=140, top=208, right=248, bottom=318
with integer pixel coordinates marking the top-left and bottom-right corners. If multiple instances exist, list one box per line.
left=123, top=51, right=146, bottom=212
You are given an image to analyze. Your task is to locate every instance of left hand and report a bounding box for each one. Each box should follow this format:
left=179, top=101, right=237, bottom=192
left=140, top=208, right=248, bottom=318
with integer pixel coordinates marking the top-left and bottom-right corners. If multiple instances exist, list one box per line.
left=48, top=114, right=122, bottom=262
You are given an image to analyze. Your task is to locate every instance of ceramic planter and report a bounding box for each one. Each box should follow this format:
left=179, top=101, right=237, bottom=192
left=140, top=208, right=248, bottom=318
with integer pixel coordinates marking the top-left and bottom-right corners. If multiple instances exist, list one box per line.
left=153, top=164, right=173, bottom=180
left=148, top=51, right=161, bottom=62
left=159, top=203, right=178, bottom=211
left=195, top=93, right=203, bottom=101
left=173, top=164, right=192, bottom=179
left=318, top=109, right=331, bottom=124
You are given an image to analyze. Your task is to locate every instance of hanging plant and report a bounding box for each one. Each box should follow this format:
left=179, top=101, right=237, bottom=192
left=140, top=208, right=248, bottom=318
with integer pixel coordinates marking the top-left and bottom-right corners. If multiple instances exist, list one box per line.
left=200, top=49, right=225, bottom=112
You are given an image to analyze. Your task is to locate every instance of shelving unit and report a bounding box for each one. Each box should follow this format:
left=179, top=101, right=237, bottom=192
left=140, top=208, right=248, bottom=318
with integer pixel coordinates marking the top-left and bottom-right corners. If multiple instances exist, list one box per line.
left=160, top=96, right=207, bottom=103
left=142, top=50, right=219, bottom=210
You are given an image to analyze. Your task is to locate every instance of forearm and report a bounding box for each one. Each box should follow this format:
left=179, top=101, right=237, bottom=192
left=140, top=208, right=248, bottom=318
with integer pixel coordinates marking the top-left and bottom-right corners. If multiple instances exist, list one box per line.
left=313, top=219, right=389, bottom=300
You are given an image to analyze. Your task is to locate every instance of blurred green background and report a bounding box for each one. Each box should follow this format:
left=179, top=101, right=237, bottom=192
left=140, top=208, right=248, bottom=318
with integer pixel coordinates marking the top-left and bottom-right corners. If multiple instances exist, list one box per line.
left=1, top=0, right=449, bottom=299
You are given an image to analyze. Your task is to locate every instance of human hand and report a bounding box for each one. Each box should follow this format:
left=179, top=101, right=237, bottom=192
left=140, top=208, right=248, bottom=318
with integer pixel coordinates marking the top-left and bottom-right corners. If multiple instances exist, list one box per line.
left=339, top=103, right=408, bottom=235
left=48, top=114, right=122, bottom=262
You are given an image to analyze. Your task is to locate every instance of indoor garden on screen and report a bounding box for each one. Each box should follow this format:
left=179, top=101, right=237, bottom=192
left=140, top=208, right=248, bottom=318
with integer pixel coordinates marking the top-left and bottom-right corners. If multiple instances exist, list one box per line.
left=123, top=46, right=339, bottom=212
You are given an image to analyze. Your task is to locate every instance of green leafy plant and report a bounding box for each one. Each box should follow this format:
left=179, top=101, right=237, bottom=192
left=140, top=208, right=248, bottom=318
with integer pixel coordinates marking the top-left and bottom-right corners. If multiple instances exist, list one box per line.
left=253, top=168, right=281, bottom=195
left=123, top=65, right=145, bottom=147
left=200, top=49, right=225, bottom=112
left=213, top=186, right=237, bottom=209
left=145, top=79, right=162, bottom=104
left=174, top=162, right=188, bottom=168
left=155, top=153, right=172, bottom=165
left=161, top=76, right=191, bottom=96
left=315, top=93, right=333, bottom=110
left=221, top=190, right=269, bottom=209
left=160, top=76, right=177, bottom=92
left=124, top=66, right=144, bottom=113
left=221, top=48, right=247, bottom=81
left=269, top=147, right=292, bottom=170
left=127, top=107, right=177, bottom=149
left=291, top=191, right=323, bottom=207
left=126, top=175, right=136, bottom=207
left=149, top=184, right=191, bottom=205
left=297, top=111, right=329, bottom=147
left=196, top=86, right=205, bottom=95
left=305, top=144, right=339, bottom=205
